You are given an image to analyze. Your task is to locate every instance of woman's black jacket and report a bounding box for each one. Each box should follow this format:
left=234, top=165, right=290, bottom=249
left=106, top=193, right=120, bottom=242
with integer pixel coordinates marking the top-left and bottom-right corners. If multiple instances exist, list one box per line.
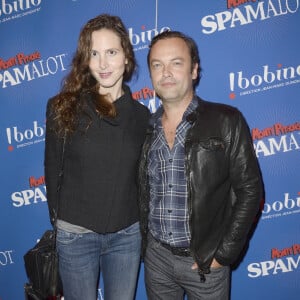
left=45, top=86, right=150, bottom=233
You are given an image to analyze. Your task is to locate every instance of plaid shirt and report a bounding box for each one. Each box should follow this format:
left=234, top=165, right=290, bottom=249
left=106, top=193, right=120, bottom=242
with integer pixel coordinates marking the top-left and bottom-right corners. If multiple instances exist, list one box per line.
left=148, top=98, right=198, bottom=247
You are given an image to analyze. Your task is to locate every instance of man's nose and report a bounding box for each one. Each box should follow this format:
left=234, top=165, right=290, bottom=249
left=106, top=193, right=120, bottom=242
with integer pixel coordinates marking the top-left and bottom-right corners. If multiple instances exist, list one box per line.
left=162, top=65, right=172, bottom=77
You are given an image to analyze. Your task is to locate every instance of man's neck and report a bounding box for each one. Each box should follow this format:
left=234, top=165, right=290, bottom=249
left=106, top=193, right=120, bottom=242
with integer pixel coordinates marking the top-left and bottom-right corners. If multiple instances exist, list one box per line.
left=161, top=97, right=193, bottom=149
left=162, top=96, right=193, bottom=124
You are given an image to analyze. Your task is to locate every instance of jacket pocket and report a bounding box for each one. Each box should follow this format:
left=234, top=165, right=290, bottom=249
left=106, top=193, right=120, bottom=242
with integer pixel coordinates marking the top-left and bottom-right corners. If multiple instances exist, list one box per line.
left=193, top=137, right=226, bottom=152
left=189, top=137, right=229, bottom=180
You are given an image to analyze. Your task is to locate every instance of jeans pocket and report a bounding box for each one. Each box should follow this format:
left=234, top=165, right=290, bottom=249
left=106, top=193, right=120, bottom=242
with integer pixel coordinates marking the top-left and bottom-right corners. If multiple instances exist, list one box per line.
left=117, top=222, right=140, bottom=236
left=209, top=265, right=229, bottom=278
left=56, top=228, right=82, bottom=245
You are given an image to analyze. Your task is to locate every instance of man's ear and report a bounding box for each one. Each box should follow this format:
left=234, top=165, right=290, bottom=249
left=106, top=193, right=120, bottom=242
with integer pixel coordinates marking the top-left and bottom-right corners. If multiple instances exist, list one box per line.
left=192, top=63, right=198, bottom=80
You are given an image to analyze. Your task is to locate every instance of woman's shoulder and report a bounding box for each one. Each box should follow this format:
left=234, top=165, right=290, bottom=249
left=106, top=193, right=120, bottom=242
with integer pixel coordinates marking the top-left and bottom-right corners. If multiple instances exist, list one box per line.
left=133, top=99, right=150, bottom=115
left=131, top=100, right=151, bottom=128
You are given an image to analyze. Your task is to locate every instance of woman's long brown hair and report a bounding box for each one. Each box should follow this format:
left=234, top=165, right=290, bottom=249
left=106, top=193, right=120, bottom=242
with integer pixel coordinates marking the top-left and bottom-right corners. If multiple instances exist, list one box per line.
left=50, top=14, right=136, bottom=136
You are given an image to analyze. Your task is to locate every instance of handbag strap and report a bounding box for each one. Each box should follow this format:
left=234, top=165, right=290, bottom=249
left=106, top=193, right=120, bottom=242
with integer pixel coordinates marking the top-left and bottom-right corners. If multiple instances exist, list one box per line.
left=52, top=135, right=66, bottom=229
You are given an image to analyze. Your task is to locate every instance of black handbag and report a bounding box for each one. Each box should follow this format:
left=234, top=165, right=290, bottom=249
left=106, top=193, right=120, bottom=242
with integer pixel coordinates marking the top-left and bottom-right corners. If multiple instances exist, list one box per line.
left=24, top=230, right=62, bottom=299
left=24, top=138, right=65, bottom=300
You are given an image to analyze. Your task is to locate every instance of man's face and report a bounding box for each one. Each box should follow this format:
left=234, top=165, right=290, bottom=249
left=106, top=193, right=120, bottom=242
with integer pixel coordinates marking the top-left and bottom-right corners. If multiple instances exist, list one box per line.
left=148, top=37, right=198, bottom=104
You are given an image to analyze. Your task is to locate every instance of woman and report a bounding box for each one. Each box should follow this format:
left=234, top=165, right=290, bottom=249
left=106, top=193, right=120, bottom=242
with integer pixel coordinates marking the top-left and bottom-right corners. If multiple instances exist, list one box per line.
left=44, top=14, right=150, bottom=300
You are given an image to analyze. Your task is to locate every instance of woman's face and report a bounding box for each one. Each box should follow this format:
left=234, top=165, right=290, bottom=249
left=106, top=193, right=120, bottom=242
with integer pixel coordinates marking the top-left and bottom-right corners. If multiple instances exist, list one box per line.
left=89, top=28, right=128, bottom=98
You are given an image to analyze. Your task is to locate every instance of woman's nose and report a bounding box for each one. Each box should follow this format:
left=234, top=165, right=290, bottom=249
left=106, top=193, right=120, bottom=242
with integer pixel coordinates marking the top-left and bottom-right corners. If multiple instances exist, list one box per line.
left=99, top=55, right=108, bottom=69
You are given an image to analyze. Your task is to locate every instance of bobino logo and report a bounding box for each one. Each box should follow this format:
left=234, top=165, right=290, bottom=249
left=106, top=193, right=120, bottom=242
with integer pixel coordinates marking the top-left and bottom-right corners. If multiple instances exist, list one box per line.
left=228, top=63, right=300, bottom=99
left=261, top=191, right=300, bottom=221
left=252, top=121, right=300, bottom=158
left=128, top=25, right=171, bottom=51
left=0, top=50, right=68, bottom=89
left=200, top=0, right=299, bottom=35
left=11, top=175, right=46, bottom=207
left=0, top=0, right=42, bottom=24
left=247, top=243, right=300, bottom=278
left=6, top=120, right=45, bottom=151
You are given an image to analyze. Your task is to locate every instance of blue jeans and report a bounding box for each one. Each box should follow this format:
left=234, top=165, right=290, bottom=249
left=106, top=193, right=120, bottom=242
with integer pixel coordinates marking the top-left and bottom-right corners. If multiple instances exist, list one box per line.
left=144, top=233, right=230, bottom=300
left=56, top=222, right=141, bottom=300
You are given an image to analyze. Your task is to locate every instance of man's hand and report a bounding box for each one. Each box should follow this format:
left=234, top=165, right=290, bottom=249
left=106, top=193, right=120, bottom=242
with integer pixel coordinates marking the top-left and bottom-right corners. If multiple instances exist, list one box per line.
left=191, top=258, right=223, bottom=270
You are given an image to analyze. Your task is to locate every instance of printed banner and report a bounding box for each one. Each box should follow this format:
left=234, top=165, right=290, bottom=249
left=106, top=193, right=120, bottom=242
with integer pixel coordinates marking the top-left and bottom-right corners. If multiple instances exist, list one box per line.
left=0, top=1, right=299, bottom=299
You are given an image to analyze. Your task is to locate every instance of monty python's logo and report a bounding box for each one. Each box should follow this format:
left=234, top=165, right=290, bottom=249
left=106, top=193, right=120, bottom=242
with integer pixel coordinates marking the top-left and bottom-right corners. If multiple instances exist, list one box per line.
left=201, top=0, right=299, bottom=34
left=248, top=243, right=300, bottom=277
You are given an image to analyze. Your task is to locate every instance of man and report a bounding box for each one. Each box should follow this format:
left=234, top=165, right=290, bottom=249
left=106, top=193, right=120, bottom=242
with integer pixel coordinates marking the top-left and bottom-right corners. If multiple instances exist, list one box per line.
left=138, top=31, right=263, bottom=300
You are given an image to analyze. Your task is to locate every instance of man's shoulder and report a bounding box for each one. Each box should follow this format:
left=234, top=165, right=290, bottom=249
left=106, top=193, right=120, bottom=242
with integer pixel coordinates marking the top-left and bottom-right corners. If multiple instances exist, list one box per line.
left=196, top=97, right=241, bottom=117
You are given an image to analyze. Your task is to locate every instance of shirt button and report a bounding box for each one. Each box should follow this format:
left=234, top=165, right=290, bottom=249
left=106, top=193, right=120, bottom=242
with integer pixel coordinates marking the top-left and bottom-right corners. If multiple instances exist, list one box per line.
left=169, top=184, right=173, bottom=188
left=169, top=158, right=173, bottom=163
left=168, top=209, right=172, bottom=213
left=168, top=232, right=172, bottom=236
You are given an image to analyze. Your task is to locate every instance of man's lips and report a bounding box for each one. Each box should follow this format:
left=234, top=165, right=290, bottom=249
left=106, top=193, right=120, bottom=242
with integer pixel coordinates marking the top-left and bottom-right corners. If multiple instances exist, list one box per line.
left=160, top=81, right=176, bottom=87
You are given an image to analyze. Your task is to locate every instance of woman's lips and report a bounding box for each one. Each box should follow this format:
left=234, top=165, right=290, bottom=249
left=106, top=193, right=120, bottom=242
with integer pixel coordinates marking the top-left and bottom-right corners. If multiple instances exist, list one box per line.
left=99, top=72, right=112, bottom=79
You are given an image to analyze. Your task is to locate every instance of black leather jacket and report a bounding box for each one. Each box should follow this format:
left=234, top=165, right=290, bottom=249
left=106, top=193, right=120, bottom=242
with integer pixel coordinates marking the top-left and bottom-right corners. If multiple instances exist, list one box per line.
left=138, top=97, right=263, bottom=274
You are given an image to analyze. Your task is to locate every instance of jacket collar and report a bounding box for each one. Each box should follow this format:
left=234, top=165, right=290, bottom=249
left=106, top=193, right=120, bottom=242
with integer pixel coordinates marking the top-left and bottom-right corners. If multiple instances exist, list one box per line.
left=81, top=84, right=134, bottom=126
left=149, top=96, right=203, bottom=130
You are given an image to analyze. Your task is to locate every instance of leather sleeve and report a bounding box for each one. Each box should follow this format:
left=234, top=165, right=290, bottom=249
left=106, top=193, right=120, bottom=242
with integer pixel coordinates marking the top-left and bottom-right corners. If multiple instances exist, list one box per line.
left=214, top=111, right=263, bottom=266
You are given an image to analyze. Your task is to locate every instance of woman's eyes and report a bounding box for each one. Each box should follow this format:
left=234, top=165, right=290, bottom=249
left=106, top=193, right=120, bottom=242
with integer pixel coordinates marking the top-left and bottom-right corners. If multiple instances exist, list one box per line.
left=107, top=49, right=118, bottom=56
left=90, top=49, right=118, bottom=57
left=91, top=50, right=98, bottom=57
